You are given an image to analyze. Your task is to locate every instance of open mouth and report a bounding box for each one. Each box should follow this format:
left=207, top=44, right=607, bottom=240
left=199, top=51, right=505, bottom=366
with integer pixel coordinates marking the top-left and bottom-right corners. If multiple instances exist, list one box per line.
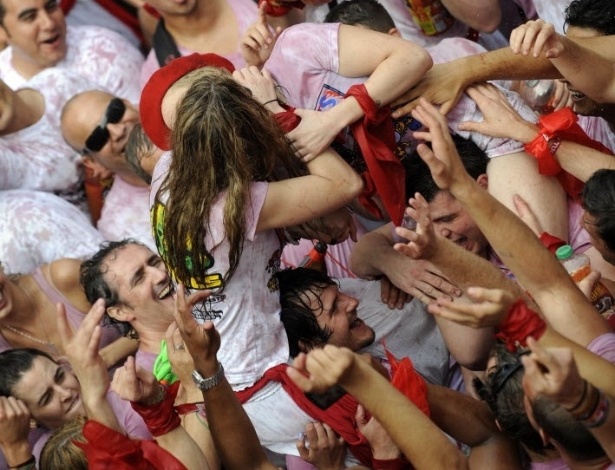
left=41, top=34, right=61, bottom=46
left=66, top=395, right=81, bottom=415
left=158, top=282, right=174, bottom=300
left=454, top=236, right=468, bottom=250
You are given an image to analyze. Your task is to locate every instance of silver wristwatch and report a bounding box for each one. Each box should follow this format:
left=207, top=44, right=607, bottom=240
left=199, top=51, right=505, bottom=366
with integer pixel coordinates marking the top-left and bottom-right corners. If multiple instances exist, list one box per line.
left=191, top=363, right=224, bottom=391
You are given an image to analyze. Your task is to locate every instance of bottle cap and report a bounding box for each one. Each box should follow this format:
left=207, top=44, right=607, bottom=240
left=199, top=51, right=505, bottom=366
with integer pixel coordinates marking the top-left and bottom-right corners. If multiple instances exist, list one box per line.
left=555, top=245, right=574, bottom=260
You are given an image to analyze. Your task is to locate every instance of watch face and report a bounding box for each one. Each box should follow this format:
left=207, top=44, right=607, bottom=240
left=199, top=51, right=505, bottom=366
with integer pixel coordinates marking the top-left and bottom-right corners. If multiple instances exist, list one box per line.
left=192, top=370, right=205, bottom=388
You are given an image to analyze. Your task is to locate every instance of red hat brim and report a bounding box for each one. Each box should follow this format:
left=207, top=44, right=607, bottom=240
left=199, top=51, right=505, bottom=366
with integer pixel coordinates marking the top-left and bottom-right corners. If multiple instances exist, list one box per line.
left=140, top=53, right=235, bottom=150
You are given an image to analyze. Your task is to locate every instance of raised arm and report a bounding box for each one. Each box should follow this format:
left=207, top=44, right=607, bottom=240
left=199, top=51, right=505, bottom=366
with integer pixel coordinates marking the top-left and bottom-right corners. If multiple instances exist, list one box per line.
left=408, top=98, right=611, bottom=346
left=288, top=24, right=433, bottom=160
left=173, top=286, right=277, bottom=470
left=287, top=346, right=470, bottom=470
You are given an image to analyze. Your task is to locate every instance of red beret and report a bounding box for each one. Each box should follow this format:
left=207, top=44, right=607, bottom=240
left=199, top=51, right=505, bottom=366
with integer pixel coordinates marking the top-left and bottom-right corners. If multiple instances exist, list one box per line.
left=140, top=53, right=235, bottom=150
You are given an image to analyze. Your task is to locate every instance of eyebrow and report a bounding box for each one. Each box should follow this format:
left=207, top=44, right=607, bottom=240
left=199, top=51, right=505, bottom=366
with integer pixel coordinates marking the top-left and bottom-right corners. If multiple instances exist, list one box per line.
left=432, top=213, right=457, bottom=223
left=130, top=254, right=161, bottom=287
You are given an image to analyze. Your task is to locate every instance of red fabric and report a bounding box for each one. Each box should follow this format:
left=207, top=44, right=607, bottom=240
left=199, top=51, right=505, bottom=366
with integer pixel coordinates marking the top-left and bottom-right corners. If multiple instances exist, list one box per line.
left=61, top=0, right=77, bottom=13
left=237, top=356, right=428, bottom=468
left=274, top=105, right=302, bottom=133
left=258, top=0, right=304, bottom=17
left=495, top=299, right=547, bottom=352
left=385, top=350, right=429, bottom=417
left=372, top=457, right=410, bottom=470
left=131, top=382, right=181, bottom=437
left=539, top=232, right=567, bottom=254
left=524, top=107, right=613, bottom=199
left=345, top=84, right=405, bottom=225
left=143, top=3, right=162, bottom=19
left=140, top=53, right=236, bottom=150
left=75, top=420, right=186, bottom=470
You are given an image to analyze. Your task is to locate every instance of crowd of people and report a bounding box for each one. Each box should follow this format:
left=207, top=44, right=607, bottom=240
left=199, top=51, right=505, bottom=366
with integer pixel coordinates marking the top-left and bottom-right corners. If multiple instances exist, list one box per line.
left=0, top=0, right=614, bottom=468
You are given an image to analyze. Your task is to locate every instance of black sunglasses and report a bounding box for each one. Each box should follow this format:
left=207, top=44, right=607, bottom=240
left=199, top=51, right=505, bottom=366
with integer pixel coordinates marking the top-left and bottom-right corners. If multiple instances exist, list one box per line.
left=82, top=98, right=126, bottom=154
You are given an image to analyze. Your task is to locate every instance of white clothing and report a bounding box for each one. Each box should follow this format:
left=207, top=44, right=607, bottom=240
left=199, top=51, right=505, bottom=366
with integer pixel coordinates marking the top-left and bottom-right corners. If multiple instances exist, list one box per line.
left=65, top=0, right=141, bottom=48
left=97, top=175, right=156, bottom=252
left=0, top=69, right=91, bottom=207
left=0, top=190, right=103, bottom=274
left=514, top=0, right=570, bottom=33
left=0, top=25, right=143, bottom=104
left=339, top=278, right=450, bottom=386
left=150, top=152, right=289, bottom=389
left=578, top=115, right=615, bottom=154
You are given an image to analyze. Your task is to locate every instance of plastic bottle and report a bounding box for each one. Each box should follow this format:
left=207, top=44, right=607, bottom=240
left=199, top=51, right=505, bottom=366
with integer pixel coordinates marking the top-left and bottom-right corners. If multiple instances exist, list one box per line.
left=299, top=241, right=328, bottom=274
left=405, top=0, right=454, bottom=36
left=556, top=245, right=615, bottom=320
left=516, top=79, right=557, bottom=115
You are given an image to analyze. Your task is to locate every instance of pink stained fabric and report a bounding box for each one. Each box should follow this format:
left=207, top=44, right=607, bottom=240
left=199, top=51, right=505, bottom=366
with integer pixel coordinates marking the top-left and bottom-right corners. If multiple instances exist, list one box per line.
left=0, top=26, right=143, bottom=104
left=139, top=0, right=256, bottom=89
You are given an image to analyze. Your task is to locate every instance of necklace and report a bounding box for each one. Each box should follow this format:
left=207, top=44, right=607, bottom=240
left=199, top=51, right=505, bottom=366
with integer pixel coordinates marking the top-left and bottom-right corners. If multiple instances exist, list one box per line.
left=0, top=280, right=58, bottom=354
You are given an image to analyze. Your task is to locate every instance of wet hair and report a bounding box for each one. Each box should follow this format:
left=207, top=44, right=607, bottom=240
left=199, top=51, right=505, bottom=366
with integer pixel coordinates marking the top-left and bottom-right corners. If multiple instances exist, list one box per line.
left=125, top=123, right=154, bottom=185
left=404, top=134, right=489, bottom=202
left=582, top=169, right=615, bottom=252
left=80, top=239, right=143, bottom=336
left=0, top=348, right=56, bottom=397
left=40, top=416, right=88, bottom=470
left=565, top=0, right=615, bottom=35
left=159, top=67, right=307, bottom=288
left=473, top=345, right=548, bottom=455
left=324, top=0, right=395, bottom=34
left=531, top=396, right=605, bottom=461
left=277, top=268, right=337, bottom=357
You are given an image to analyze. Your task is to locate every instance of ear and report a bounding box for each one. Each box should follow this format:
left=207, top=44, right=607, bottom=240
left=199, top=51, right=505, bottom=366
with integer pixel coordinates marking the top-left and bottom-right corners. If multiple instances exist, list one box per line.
left=476, top=173, right=488, bottom=190
left=388, top=27, right=401, bottom=38
left=106, top=304, right=134, bottom=323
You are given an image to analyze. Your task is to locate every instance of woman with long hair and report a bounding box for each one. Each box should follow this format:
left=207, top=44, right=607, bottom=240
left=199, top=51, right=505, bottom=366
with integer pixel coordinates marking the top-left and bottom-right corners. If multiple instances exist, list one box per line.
left=147, top=60, right=363, bottom=455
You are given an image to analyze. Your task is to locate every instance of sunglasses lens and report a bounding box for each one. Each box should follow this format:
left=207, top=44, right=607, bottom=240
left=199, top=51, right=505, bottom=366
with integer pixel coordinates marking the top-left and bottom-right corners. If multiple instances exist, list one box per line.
left=106, top=99, right=126, bottom=124
left=84, top=128, right=110, bottom=153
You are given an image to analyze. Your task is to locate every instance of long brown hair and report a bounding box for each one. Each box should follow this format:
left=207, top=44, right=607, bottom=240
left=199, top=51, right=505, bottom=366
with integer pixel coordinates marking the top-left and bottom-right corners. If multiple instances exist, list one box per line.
left=158, top=67, right=306, bottom=287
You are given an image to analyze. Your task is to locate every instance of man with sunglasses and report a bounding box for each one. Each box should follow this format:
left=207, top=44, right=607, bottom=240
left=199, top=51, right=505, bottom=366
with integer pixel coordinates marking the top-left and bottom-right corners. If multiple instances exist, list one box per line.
left=61, top=89, right=156, bottom=251
left=0, top=0, right=143, bottom=104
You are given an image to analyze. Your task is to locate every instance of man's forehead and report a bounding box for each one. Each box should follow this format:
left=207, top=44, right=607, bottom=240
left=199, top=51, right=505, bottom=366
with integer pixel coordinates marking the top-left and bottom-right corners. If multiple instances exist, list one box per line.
left=428, top=191, right=460, bottom=216
left=4, top=0, right=44, bottom=15
left=103, top=244, right=153, bottom=283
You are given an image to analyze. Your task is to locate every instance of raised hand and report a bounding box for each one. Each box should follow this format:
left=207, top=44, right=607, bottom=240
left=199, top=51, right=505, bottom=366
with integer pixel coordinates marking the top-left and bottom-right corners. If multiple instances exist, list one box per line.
left=458, top=83, right=538, bottom=143
left=411, top=98, right=475, bottom=193
left=356, top=405, right=400, bottom=460
left=296, top=422, right=346, bottom=470
left=391, top=62, right=467, bottom=118
left=394, top=193, right=439, bottom=262
left=427, top=286, right=516, bottom=328
left=56, top=299, right=109, bottom=401
left=521, top=337, right=585, bottom=409
left=509, top=19, right=566, bottom=59
left=286, top=345, right=357, bottom=394
left=241, top=3, right=282, bottom=68
left=111, top=356, right=161, bottom=404
left=0, top=396, right=31, bottom=466
left=232, top=66, right=284, bottom=112
left=173, top=285, right=221, bottom=375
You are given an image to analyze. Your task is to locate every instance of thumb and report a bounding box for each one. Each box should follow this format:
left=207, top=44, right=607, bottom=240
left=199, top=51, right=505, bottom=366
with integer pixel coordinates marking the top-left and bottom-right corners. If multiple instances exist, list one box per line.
left=512, top=194, right=529, bottom=217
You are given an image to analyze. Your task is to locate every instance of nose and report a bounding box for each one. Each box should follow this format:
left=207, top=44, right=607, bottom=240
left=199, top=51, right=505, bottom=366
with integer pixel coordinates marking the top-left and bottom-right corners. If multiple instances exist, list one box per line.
left=55, top=384, right=72, bottom=402
left=147, top=264, right=168, bottom=284
left=340, top=292, right=359, bottom=312
left=106, top=122, right=126, bottom=143
left=39, top=10, right=57, bottom=31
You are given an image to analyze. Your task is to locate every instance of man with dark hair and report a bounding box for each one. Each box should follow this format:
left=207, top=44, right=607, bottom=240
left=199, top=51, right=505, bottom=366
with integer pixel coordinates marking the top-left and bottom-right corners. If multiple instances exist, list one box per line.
left=277, top=266, right=494, bottom=382
left=79, top=239, right=175, bottom=369
left=352, top=134, right=591, bottom=295
left=324, top=0, right=396, bottom=35
left=0, top=0, right=142, bottom=103
left=479, top=346, right=611, bottom=469
left=581, top=169, right=615, bottom=266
